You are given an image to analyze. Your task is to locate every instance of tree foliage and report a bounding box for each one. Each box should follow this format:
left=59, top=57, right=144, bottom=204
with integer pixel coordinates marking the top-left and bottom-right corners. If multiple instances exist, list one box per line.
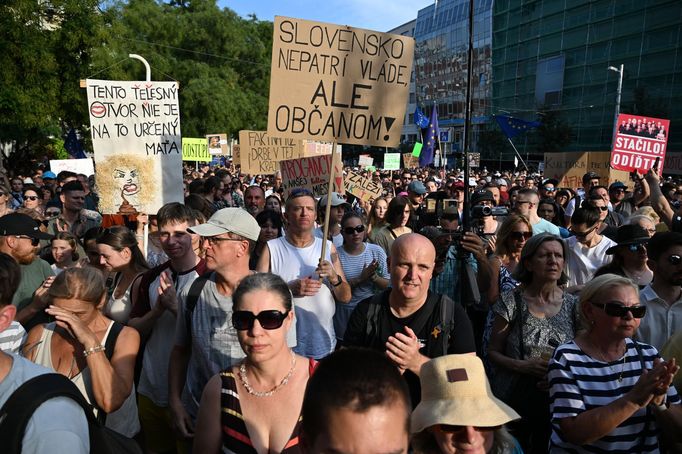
left=0, top=0, right=273, bottom=174
left=534, top=107, right=572, bottom=155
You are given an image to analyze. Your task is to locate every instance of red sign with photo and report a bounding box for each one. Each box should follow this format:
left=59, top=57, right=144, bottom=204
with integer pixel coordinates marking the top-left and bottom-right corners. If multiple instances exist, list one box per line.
left=610, top=114, right=670, bottom=174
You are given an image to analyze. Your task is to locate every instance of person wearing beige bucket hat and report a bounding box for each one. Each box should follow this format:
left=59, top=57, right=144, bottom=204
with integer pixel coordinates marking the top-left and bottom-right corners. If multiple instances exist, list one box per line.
left=411, top=354, right=522, bottom=454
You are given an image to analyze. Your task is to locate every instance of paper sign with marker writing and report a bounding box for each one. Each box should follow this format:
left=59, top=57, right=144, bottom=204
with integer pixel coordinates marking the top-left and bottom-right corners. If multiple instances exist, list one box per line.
left=182, top=138, right=212, bottom=162
left=268, top=16, right=415, bottom=147
left=280, top=153, right=344, bottom=199
left=86, top=79, right=183, bottom=215
left=49, top=158, right=95, bottom=176
left=383, top=153, right=401, bottom=170
left=345, top=171, right=382, bottom=202
left=358, top=154, right=374, bottom=168
left=403, top=153, right=418, bottom=168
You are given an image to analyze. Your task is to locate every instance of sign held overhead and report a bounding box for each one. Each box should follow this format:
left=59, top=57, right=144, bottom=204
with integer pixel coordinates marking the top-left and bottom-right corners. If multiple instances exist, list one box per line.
left=268, top=17, right=415, bottom=147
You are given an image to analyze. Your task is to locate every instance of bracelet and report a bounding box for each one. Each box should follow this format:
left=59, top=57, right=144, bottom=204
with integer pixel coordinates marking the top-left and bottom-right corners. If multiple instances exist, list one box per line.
left=83, top=345, right=105, bottom=357
left=332, top=276, right=343, bottom=287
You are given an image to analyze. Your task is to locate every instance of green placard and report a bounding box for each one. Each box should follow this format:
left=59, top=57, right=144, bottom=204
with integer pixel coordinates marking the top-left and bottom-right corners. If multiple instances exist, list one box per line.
left=412, top=142, right=423, bottom=157
left=182, top=138, right=212, bottom=162
left=383, top=153, right=401, bottom=170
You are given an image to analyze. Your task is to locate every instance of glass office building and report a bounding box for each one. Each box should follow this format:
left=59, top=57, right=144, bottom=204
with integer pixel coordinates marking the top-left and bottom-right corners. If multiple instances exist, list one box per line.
left=493, top=0, right=682, bottom=154
left=414, top=0, right=494, bottom=155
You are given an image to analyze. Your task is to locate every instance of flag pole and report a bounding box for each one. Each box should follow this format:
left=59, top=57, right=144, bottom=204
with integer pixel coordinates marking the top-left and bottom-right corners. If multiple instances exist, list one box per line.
left=506, top=137, right=529, bottom=171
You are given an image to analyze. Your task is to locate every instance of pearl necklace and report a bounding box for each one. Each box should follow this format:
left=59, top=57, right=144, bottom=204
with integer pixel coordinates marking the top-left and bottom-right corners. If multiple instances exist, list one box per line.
left=239, top=350, right=296, bottom=397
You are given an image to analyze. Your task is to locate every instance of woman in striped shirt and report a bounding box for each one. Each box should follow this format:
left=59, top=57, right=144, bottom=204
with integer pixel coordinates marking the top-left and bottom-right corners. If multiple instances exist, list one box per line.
left=549, top=273, right=682, bottom=453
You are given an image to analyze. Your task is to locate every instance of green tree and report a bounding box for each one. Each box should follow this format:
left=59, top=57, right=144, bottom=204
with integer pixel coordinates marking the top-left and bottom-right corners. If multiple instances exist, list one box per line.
left=534, top=108, right=572, bottom=154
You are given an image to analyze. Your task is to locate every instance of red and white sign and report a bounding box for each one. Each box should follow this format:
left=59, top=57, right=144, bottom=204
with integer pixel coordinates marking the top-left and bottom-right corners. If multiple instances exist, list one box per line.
left=610, top=113, right=670, bottom=174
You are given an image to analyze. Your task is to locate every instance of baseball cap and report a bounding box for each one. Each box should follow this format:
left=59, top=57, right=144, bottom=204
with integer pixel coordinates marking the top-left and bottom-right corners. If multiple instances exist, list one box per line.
left=188, top=207, right=260, bottom=241
left=0, top=213, right=53, bottom=240
left=407, top=180, right=427, bottom=195
left=582, top=172, right=600, bottom=183
left=42, top=171, right=57, bottom=179
left=609, top=181, right=628, bottom=191
left=319, top=192, right=350, bottom=209
left=471, top=189, right=495, bottom=205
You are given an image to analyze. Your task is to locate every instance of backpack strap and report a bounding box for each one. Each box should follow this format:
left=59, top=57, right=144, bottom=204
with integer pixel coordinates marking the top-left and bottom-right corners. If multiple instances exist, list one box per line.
left=365, top=291, right=386, bottom=340
left=440, top=294, right=455, bottom=354
left=184, top=275, right=209, bottom=339
left=0, top=373, right=98, bottom=454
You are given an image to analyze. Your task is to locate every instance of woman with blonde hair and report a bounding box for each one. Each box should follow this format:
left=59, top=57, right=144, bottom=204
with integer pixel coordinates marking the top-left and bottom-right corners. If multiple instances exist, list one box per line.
left=23, top=267, right=141, bottom=437
left=367, top=196, right=388, bottom=241
left=549, top=273, right=682, bottom=452
left=411, top=354, right=522, bottom=454
left=487, top=214, right=533, bottom=305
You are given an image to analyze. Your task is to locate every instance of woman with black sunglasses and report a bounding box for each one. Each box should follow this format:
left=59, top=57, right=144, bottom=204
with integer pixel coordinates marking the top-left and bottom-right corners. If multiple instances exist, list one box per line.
left=594, top=225, right=653, bottom=288
left=549, top=274, right=682, bottom=452
left=194, top=273, right=316, bottom=454
left=335, top=213, right=389, bottom=341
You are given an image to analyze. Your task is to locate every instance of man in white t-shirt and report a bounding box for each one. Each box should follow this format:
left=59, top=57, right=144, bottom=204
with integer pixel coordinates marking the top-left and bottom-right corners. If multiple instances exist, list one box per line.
left=258, top=188, right=351, bottom=358
left=0, top=253, right=89, bottom=453
left=565, top=207, right=616, bottom=288
left=129, top=203, right=206, bottom=454
left=513, top=188, right=561, bottom=236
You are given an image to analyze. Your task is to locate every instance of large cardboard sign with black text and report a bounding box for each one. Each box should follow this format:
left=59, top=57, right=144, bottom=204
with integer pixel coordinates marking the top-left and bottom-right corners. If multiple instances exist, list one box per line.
left=345, top=170, right=382, bottom=202
left=268, top=17, right=414, bottom=147
left=543, top=151, right=631, bottom=189
left=86, top=79, right=183, bottom=214
left=279, top=153, right=344, bottom=199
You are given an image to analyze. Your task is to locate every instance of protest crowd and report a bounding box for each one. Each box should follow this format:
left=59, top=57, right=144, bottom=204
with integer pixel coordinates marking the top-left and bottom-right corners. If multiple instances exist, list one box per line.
left=3, top=159, right=682, bottom=454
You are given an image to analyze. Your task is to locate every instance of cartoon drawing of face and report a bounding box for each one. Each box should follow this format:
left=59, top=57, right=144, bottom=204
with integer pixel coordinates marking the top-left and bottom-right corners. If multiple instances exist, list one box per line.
left=113, top=168, right=140, bottom=197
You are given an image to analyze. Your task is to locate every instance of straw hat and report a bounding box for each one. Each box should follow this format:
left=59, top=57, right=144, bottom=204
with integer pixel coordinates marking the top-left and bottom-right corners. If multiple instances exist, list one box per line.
left=411, top=355, right=520, bottom=434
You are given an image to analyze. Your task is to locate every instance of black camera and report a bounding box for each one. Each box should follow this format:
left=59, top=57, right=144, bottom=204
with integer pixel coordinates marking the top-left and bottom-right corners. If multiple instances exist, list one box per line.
left=471, top=206, right=509, bottom=219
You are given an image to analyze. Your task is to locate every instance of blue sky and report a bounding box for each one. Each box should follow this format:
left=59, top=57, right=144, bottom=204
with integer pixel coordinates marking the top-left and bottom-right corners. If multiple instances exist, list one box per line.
left=219, top=0, right=434, bottom=32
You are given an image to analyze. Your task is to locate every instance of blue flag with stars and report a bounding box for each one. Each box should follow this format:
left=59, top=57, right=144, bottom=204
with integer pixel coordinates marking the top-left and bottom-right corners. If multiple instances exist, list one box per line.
left=420, top=105, right=440, bottom=167
left=414, top=106, right=429, bottom=129
left=494, top=114, right=541, bottom=139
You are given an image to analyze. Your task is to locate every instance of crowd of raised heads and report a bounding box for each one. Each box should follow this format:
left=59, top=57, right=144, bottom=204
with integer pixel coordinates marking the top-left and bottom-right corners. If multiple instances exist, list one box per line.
left=2, top=161, right=682, bottom=454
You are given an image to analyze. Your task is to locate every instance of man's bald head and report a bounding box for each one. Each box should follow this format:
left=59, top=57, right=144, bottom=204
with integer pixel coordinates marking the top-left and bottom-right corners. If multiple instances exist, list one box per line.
left=389, top=233, right=436, bottom=306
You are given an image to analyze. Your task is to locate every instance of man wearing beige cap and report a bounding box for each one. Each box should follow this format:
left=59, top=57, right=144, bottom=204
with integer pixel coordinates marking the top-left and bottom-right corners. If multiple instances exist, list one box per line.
left=168, top=208, right=295, bottom=440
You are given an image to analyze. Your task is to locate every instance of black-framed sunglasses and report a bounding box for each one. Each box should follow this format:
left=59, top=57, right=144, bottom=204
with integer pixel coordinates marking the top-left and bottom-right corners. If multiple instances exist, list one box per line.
left=627, top=243, right=646, bottom=253
left=509, top=231, right=532, bottom=241
left=668, top=254, right=682, bottom=266
left=438, top=424, right=499, bottom=434
left=590, top=301, right=647, bottom=318
left=542, top=186, right=556, bottom=192
left=593, top=206, right=608, bottom=212
left=343, top=225, right=366, bottom=235
left=232, top=310, right=289, bottom=330
left=570, top=224, right=599, bottom=238
left=24, top=195, right=40, bottom=201
left=16, top=235, right=40, bottom=246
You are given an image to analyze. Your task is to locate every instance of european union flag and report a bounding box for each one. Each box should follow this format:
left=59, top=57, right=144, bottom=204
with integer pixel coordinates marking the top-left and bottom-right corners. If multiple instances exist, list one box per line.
left=64, top=128, right=86, bottom=159
left=414, top=106, right=429, bottom=129
left=494, top=115, right=541, bottom=139
left=420, top=105, right=439, bottom=167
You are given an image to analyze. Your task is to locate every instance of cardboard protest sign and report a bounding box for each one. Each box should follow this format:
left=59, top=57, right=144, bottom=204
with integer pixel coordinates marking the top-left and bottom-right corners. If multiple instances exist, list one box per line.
left=468, top=152, right=481, bottom=168
left=279, top=152, right=344, bottom=199
left=268, top=17, right=415, bottom=147
left=301, top=140, right=337, bottom=157
left=182, top=138, right=211, bottom=162
left=664, top=152, right=682, bottom=175
left=403, top=152, right=418, bottom=168
left=345, top=170, right=382, bottom=202
left=238, top=130, right=305, bottom=175
left=86, top=79, right=182, bottom=215
left=207, top=134, right=229, bottom=155
left=544, top=151, right=631, bottom=189
left=49, top=158, right=94, bottom=176
left=383, top=153, right=401, bottom=170
left=358, top=154, right=374, bottom=168
left=611, top=114, right=670, bottom=173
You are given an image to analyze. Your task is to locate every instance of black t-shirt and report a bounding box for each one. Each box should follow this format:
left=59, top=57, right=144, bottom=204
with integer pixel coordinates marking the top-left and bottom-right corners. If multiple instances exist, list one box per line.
left=344, top=289, right=475, bottom=406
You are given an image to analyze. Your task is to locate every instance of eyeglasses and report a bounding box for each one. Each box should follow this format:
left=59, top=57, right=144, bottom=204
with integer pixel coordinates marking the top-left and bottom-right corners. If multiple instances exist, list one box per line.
left=343, top=225, right=366, bottom=235
left=203, top=236, right=244, bottom=246
left=570, top=224, right=599, bottom=238
left=24, top=196, right=39, bottom=201
left=627, top=243, right=646, bottom=253
left=232, top=310, right=289, bottom=330
left=16, top=235, right=40, bottom=246
left=542, top=187, right=556, bottom=192
left=590, top=301, right=647, bottom=319
left=514, top=200, right=532, bottom=206
left=668, top=254, right=682, bottom=266
left=509, top=231, right=532, bottom=241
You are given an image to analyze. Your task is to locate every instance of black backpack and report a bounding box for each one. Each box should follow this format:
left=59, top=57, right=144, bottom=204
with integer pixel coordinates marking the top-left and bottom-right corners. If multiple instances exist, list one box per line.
left=0, top=373, right=142, bottom=454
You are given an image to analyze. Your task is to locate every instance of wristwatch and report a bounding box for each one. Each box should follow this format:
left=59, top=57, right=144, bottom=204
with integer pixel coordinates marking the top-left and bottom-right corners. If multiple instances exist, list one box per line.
left=332, top=275, right=343, bottom=287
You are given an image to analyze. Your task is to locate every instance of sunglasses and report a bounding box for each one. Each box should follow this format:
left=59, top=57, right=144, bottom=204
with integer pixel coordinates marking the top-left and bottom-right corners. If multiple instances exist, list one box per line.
left=509, top=231, right=532, bottom=241
left=590, top=301, right=647, bottom=319
left=232, top=310, right=289, bottom=330
left=542, top=187, right=556, bottom=192
left=343, top=225, right=366, bottom=235
left=570, top=224, right=599, bottom=238
left=438, top=425, right=498, bottom=434
left=627, top=243, right=646, bottom=253
left=668, top=254, right=682, bottom=266
left=24, top=195, right=40, bottom=201
left=16, top=235, right=40, bottom=246
left=592, top=206, right=608, bottom=212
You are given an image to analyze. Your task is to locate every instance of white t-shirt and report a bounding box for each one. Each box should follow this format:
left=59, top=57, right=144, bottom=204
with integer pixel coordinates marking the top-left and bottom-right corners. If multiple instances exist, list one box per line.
left=0, top=354, right=89, bottom=453
left=565, top=236, right=616, bottom=287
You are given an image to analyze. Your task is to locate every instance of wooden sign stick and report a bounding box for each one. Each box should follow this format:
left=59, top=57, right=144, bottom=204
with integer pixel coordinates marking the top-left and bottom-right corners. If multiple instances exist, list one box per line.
left=320, top=143, right=337, bottom=264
